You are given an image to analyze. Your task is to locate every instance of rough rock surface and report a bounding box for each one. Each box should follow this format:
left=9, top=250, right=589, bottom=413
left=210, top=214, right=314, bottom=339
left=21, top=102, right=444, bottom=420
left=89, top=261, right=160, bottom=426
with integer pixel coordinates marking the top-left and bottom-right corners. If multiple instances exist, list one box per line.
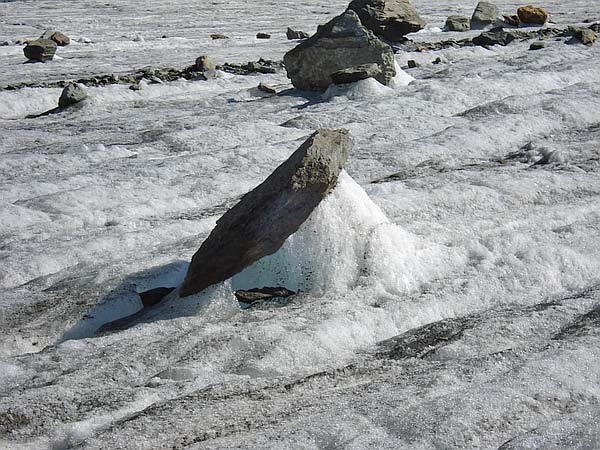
left=194, top=55, right=215, bottom=72
left=283, top=10, right=396, bottom=91
left=517, top=5, right=549, bottom=25
left=445, top=15, right=470, bottom=32
left=23, top=38, right=57, bottom=62
left=330, top=63, right=382, bottom=84
left=179, top=129, right=352, bottom=297
left=574, top=28, right=597, bottom=45
left=58, top=83, right=87, bottom=107
left=470, top=1, right=499, bottom=29
left=502, top=14, right=521, bottom=27
left=347, top=0, right=425, bottom=42
left=286, top=27, right=310, bottom=39
left=473, top=28, right=516, bottom=46
left=41, top=30, right=70, bottom=46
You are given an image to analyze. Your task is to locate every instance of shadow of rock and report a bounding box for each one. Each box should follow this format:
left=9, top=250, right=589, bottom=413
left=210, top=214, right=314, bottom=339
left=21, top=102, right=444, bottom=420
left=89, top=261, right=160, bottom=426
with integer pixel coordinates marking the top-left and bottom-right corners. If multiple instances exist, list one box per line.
left=60, top=260, right=189, bottom=341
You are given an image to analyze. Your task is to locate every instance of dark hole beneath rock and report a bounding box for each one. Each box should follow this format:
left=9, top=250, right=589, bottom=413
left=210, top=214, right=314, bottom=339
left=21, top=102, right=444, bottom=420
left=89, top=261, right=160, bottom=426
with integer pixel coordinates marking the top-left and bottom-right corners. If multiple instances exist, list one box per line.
left=138, top=287, right=176, bottom=308
left=235, top=287, right=296, bottom=306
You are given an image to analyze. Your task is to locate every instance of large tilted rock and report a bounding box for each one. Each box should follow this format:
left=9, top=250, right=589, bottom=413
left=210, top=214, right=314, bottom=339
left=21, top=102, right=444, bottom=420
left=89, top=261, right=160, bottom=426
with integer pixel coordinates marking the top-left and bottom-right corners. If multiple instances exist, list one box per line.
left=23, top=38, right=57, bottom=62
left=470, top=1, right=499, bottom=29
left=283, top=10, right=396, bottom=91
left=347, top=0, right=425, bottom=42
left=445, top=15, right=470, bottom=32
left=179, top=129, right=352, bottom=297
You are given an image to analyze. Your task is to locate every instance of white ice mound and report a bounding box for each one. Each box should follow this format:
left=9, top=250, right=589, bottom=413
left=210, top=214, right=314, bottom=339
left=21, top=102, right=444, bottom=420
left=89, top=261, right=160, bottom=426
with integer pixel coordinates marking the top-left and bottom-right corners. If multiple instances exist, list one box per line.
left=233, top=170, right=442, bottom=295
left=321, top=77, right=393, bottom=101
left=390, top=61, right=414, bottom=88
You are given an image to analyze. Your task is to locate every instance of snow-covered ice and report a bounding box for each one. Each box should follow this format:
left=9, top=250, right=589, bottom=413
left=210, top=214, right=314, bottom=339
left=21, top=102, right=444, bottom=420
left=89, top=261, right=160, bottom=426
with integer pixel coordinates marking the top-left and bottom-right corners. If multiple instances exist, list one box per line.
left=1, top=0, right=600, bottom=448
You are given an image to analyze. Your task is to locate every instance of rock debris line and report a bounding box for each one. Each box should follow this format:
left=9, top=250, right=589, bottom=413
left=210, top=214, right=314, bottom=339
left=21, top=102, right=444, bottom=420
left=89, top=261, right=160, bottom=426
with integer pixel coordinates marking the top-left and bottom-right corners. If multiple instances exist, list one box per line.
left=284, top=10, right=396, bottom=91
left=2, top=58, right=283, bottom=90
left=179, top=129, right=352, bottom=298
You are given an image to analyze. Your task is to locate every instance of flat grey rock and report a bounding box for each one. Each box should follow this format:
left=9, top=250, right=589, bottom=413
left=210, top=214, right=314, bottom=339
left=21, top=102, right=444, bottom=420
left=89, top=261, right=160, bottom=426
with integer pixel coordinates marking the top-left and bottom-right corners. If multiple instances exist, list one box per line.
left=445, top=15, right=470, bottom=32
left=283, top=10, right=396, bottom=91
left=471, top=1, right=499, bottom=30
left=179, top=129, right=352, bottom=297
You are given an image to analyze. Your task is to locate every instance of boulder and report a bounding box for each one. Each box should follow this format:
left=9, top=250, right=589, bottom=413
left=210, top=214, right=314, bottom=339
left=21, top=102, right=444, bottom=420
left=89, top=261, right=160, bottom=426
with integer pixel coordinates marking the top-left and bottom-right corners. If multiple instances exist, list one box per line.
left=330, top=63, right=382, bottom=84
left=517, top=5, right=549, bottom=25
left=347, top=0, right=425, bottom=42
left=58, top=83, right=87, bottom=108
left=470, top=1, right=499, bottom=30
left=473, top=28, right=516, bottom=46
left=256, top=32, right=271, bottom=39
left=41, top=30, right=70, bottom=46
left=286, top=28, right=310, bottom=39
left=23, top=38, right=57, bottom=62
left=283, top=10, right=396, bottom=91
left=574, top=28, right=597, bottom=45
left=179, top=129, right=352, bottom=297
left=445, top=16, right=470, bottom=32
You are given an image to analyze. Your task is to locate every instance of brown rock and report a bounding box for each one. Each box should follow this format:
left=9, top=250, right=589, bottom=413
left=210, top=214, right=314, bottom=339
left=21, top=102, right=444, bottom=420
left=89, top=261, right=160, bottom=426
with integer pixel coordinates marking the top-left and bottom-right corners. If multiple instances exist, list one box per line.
left=517, top=5, right=549, bottom=25
left=179, top=129, right=352, bottom=297
left=575, top=28, right=597, bottom=45
left=210, top=33, right=229, bottom=40
left=43, top=31, right=70, bottom=46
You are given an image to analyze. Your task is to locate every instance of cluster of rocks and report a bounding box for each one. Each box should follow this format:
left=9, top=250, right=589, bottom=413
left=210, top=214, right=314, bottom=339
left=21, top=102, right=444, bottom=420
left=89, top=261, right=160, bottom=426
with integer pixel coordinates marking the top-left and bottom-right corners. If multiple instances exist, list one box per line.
left=23, top=30, right=70, bottom=62
left=443, top=2, right=549, bottom=33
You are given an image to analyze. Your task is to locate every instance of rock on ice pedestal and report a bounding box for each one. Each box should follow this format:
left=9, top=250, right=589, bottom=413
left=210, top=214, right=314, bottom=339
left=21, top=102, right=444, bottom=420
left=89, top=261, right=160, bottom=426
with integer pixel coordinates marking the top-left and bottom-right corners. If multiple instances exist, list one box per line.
left=283, top=10, right=396, bottom=91
left=179, top=129, right=352, bottom=297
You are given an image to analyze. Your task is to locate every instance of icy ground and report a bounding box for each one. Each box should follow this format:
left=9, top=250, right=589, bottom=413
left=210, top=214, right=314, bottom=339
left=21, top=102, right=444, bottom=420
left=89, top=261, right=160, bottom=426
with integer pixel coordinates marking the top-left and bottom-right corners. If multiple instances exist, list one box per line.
left=1, top=0, right=600, bottom=448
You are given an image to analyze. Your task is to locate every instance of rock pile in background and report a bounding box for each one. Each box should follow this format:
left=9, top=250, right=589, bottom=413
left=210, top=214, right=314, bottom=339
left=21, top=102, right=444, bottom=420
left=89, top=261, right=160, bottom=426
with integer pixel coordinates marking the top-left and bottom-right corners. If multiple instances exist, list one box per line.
left=284, top=10, right=396, bottom=91
left=179, top=129, right=352, bottom=297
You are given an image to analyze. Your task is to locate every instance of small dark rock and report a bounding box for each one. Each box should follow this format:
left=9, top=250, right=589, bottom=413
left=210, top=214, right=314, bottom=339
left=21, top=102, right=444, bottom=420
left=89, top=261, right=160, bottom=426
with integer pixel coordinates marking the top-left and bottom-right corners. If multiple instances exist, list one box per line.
left=23, top=38, right=57, bottom=62
left=473, top=28, right=516, bottom=46
left=407, top=59, right=419, bottom=68
left=210, top=33, right=229, bottom=40
left=234, top=287, right=296, bottom=305
left=256, top=32, right=271, bottom=39
left=589, top=23, right=600, bottom=33
left=286, top=27, right=310, bottom=39
left=257, top=82, right=277, bottom=94
left=529, top=41, right=546, bottom=50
